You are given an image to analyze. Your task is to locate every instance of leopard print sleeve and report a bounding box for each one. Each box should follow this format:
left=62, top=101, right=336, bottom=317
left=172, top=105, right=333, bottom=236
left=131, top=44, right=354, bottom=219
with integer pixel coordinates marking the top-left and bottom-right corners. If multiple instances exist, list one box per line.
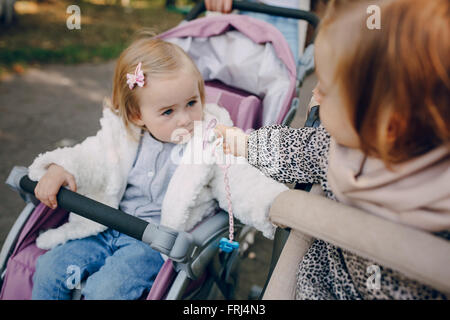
left=247, top=125, right=331, bottom=185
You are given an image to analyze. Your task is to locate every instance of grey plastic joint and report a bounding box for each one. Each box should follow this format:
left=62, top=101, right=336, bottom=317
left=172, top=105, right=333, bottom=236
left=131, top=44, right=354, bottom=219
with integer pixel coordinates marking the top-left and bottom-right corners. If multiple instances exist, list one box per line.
left=6, top=166, right=29, bottom=192
left=5, top=166, right=37, bottom=204
left=142, top=224, right=195, bottom=263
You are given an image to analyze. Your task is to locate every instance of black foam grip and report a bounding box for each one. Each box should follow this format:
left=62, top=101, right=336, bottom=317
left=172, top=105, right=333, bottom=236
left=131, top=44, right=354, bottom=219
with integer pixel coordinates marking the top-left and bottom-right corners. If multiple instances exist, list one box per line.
left=20, top=175, right=148, bottom=241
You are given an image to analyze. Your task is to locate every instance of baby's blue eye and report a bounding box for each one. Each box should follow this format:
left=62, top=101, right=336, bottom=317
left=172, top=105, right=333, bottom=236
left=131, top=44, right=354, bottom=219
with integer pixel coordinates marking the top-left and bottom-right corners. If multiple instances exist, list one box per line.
left=187, top=100, right=197, bottom=107
left=162, top=109, right=173, bottom=116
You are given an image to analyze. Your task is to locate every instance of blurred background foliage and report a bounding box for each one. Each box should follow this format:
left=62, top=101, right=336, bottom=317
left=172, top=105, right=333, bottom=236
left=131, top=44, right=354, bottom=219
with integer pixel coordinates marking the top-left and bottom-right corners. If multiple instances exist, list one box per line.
left=0, top=0, right=199, bottom=77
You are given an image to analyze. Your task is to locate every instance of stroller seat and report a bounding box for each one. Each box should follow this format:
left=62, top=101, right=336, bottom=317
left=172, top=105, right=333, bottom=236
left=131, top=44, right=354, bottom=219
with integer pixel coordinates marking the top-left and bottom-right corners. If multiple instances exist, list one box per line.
left=205, top=80, right=262, bottom=131
left=0, top=204, right=68, bottom=300
left=2, top=244, right=44, bottom=300
left=0, top=199, right=239, bottom=300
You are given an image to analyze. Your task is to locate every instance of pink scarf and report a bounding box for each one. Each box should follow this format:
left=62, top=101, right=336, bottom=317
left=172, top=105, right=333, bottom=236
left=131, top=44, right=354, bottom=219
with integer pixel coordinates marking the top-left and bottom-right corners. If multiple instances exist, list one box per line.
left=328, top=139, right=450, bottom=232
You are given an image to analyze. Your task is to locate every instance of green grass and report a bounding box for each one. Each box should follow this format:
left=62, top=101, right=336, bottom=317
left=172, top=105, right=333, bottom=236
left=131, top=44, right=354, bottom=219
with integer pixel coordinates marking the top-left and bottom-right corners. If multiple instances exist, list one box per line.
left=0, top=43, right=126, bottom=77
left=0, top=44, right=125, bottom=65
left=0, top=0, right=187, bottom=76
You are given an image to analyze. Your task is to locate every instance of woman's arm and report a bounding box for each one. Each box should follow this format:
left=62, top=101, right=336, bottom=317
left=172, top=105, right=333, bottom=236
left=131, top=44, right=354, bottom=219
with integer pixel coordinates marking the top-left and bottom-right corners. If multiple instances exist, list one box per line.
left=216, top=124, right=331, bottom=185
left=248, top=125, right=330, bottom=184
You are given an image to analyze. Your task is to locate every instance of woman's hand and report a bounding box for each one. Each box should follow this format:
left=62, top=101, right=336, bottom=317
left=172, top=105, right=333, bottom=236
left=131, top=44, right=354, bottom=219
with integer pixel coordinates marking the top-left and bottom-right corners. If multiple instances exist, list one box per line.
left=34, top=164, right=77, bottom=209
left=205, top=0, right=233, bottom=13
left=215, top=124, right=249, bottom=158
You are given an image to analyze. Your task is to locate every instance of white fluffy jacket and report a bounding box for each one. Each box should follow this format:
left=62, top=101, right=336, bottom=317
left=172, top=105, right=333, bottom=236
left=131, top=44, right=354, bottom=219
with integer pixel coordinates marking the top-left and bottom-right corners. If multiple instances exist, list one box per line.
left=29, top=103, right=288, bottom=250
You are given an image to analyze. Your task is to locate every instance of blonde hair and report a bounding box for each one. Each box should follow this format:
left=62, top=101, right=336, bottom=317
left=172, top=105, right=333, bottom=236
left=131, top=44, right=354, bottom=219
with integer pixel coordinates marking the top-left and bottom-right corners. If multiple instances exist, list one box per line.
left=318, top=0, right=449, bottom=164
left=111, top=33, right=205, bottom=136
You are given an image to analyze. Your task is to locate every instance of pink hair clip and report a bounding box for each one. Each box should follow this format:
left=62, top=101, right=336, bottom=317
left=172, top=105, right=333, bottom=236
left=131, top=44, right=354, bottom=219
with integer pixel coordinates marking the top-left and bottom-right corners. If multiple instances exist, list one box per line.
left=126, top=62, right=145, bottom=90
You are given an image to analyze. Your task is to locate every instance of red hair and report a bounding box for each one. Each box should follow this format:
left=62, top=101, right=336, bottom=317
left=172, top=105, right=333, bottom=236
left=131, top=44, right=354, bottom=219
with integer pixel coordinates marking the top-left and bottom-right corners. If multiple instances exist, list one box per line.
left=319, top=0, right=449, bottom=163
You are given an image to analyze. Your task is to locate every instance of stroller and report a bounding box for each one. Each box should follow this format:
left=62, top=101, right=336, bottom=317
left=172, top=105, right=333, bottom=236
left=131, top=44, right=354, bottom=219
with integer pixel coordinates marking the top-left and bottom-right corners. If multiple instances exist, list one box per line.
left=0, top=1, right=319, bottom=300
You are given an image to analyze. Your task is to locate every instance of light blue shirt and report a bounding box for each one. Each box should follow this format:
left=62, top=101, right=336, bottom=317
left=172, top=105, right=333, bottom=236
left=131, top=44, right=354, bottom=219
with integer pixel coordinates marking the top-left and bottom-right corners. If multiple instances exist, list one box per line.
left=119, top=131, right=184, bottom=224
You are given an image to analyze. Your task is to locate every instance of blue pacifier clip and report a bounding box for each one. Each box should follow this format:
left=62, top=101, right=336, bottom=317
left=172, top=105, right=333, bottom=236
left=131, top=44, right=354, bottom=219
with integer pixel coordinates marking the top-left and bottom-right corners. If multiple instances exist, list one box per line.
left=203, top=119, right=240, bottom=253
left=219, top=237, right=240, bottom=253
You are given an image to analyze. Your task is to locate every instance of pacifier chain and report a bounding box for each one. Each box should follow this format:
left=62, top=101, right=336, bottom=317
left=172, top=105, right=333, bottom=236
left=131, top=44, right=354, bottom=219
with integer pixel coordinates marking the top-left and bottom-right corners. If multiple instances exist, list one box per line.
left=203, top=119, right=239, bottom=253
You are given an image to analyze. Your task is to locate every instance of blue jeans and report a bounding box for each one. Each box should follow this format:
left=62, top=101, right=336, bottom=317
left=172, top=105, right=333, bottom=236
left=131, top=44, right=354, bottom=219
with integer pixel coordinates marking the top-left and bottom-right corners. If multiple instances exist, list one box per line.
left=32, top=229, right=164, bottom=300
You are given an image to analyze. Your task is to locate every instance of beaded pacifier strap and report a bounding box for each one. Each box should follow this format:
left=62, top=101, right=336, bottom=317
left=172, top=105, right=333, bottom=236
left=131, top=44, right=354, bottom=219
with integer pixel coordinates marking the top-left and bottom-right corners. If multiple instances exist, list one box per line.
left=203, top=119, right=239, bottom=253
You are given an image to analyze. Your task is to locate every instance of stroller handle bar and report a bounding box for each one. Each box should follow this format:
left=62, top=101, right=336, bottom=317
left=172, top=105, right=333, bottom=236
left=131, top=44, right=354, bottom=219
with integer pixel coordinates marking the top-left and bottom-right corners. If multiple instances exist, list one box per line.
left=186, top=0, right=320, bottom=29
left=14, top=171, right=195, bottom=263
